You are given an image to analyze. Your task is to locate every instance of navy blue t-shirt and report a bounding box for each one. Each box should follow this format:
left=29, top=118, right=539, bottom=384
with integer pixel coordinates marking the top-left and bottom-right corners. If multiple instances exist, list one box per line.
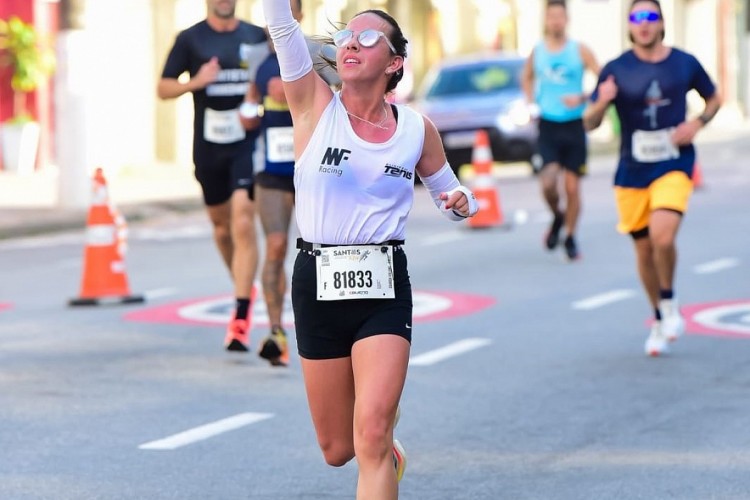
left=161, top=20, right=267, bottom=146
left=592, top=48, right=716, bottom=187
left=256, top=53, right=295, bottom=177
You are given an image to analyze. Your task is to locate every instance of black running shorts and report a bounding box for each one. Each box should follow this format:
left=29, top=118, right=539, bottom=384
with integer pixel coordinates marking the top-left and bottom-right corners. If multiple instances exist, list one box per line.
left=193, top=137, right=257, bottom=206
left=537, top=118, right=587, bottom=175
left=291, top=246, right=413, bottom=360
left=255, top=171, right=295, bottom=194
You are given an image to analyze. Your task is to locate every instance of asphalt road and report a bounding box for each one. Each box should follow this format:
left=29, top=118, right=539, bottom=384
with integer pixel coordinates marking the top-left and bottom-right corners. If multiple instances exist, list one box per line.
left=1, top=133, right=749, bottom=499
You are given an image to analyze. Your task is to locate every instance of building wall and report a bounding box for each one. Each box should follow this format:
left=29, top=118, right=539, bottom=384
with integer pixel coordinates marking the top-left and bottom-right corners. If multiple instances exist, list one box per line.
left=78, top=0, right=750, bottom=170
left=3, top=0, right=743, bottom=174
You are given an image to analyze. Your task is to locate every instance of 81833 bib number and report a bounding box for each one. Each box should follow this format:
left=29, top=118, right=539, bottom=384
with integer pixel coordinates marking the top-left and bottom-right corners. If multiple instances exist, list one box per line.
left=316, top=245, right=395, bottom=300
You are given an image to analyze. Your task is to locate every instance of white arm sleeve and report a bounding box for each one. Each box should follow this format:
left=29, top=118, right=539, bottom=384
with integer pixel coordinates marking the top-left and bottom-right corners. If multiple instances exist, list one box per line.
left=419, top=162, right=479, bottom=221
left=262, top=0, right=313, bottom=82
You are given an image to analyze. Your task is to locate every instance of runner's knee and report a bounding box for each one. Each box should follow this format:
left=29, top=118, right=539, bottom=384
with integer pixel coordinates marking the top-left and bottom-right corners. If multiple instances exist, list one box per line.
left=265, top=233, right=288, bottom=257
left=353, top=411, right=392, bottom=463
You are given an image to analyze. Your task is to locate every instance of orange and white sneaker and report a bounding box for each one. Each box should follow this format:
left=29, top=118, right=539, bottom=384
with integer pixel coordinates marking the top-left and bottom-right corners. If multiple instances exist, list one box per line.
left=258, top=326, right=289, bottom=366
left=225, top=318, right=250, bottom=352
left=644, top=321, right=669, bottom=357
left=660, top=299, right=685, bottom=342
left=393, top=439, right=407, bottom=482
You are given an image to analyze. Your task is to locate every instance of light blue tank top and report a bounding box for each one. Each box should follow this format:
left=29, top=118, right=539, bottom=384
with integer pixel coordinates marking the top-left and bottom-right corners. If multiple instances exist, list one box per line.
left=533, top=39, right=585, bottom=122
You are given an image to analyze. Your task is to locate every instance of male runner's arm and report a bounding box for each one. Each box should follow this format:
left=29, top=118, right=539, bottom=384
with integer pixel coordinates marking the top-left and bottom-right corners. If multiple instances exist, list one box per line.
left=520, top=50, right=536, bottom=105
left=583, top=74, right=617, bottom=131
left=579, top=44, right=601, bottom=104
left=239, top=82, right=262, bottom=131
left=562, top=44, right=601, bottom=108
left=157, top=56, right=221, bottom=100
left=671, top=92, right=722, bottom=146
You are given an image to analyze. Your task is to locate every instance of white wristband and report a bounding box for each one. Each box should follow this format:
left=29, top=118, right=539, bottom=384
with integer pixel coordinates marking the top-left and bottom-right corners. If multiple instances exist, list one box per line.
left=239, top=102, right=260, bottom=119
left=419, top=162, right=476, bottom=221
left=445, top=185, right=479, bottom=218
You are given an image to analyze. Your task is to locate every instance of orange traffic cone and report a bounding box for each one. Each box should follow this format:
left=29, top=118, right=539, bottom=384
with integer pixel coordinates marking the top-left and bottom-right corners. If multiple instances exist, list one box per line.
left=69, top=168, right=144, bottom=306
left=692, top=161, right=704, bottom=189
left=467, top=130, right=505, bottom=229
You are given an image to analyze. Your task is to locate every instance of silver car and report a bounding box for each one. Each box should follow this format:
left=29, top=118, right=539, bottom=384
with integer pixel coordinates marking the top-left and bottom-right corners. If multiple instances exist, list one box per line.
left=411, top=52, right=540, bottom=174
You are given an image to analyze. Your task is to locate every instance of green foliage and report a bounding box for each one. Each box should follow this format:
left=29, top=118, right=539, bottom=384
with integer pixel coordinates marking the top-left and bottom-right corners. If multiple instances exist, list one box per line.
left=0, top=16, right=56, bottom=120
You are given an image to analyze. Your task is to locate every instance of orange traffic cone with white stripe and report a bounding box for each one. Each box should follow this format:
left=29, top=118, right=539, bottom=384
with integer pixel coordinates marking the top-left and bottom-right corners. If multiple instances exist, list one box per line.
left=69, top=168, right=144, bottom=306
left=467, top=130, right=505, bottom=229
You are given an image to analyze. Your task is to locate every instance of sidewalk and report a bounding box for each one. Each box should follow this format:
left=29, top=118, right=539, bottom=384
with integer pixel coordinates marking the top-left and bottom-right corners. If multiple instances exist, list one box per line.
left=0, top=162, right=204, bottom=239
left=0, top=118, right=747, bottom=241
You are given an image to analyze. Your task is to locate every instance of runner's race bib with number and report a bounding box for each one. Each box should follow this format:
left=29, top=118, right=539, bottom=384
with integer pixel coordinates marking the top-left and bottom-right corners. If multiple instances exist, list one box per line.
left=204, top=108, right=245, bottom=144
left=632, top=128, right=679, bottom=163
left=316, top=245, right=395, bottom=300
left=266, top=126, right=295, bottom=162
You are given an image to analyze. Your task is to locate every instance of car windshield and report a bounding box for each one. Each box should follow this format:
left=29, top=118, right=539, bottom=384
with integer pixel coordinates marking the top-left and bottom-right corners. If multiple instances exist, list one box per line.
left=424, top=60, right=521, bottom=98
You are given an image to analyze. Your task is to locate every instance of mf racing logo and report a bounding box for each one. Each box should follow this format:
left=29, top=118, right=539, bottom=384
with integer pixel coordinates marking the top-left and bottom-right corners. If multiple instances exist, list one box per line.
left=319, top=147, right=350, bottom=177
left=383, top=163, right=412, bottom=180
left=321, top=147, right=351, bottom=166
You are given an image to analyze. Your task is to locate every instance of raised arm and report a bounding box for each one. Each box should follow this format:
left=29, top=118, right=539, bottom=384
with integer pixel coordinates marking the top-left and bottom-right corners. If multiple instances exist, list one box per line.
left=262, top=0, right=332, bottom=147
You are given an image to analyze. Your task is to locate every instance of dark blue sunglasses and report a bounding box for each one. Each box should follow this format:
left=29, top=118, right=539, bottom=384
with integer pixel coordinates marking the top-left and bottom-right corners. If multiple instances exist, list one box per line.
left=629, top=10, right=661, bottom=23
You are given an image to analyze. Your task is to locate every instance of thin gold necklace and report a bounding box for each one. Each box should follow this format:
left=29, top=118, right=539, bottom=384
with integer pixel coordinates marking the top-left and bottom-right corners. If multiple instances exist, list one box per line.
left=343, top=98, right=390, bottom=130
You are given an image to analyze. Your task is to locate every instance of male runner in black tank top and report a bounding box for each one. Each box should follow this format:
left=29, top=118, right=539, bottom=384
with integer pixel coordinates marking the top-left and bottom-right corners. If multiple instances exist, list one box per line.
left=157, top=0, right=266, bottom=352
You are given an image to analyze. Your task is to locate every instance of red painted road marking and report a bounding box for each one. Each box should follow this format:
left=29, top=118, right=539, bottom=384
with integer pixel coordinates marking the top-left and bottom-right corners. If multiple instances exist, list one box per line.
left=682, top=300, right=750, bottom=339
left=124, top=290, right=496, bottom=327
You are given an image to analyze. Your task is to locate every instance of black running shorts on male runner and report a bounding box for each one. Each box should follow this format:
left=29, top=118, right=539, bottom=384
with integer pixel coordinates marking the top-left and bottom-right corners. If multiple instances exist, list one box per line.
left=537, top=118, right=587, bottom=175
left=193, top=136, right=257, bottom=205
left=291, top=247, right=413, bottom=360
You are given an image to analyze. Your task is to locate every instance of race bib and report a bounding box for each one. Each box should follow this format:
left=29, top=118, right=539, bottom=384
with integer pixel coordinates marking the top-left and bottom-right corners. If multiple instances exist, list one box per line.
left=632, top=128, right=679, bottom=163
left=203, top=108, right=245, bottom=144
left=316, top=245, right=395, bottom=300
left=266, top=126, right=295, bottom=163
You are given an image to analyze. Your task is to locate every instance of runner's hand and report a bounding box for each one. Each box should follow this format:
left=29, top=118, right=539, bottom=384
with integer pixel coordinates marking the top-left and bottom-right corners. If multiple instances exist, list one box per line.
left=597, top=75, right=618, bottom=104
left=441, top=191, right=470, bottom=217
left=562, top=94, right=584, bottom=108
left=672, top=119, right=701, bottom=146
left=194, top=56, right=221, bottom=88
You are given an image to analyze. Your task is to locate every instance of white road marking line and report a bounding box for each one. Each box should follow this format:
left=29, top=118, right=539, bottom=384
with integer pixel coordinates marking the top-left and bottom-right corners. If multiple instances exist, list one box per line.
left=409, top=338, right=492, bottom=367
left=572, top=289, right=636, bottom=310
left=420, top=231, right=464, bottom=246
left=134, top=226, right=209, bottom=241
left=0, top=233, right=81, bottom=250
left=138, top=412, right=273, bottom=451
left=143, top=287, right=179, bottom=300
left=693, top=258, right=740, bottom=275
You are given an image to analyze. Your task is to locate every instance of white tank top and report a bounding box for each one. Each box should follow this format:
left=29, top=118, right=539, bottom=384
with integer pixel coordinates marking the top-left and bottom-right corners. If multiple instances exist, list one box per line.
left=294, top=92, right=425, bottom=244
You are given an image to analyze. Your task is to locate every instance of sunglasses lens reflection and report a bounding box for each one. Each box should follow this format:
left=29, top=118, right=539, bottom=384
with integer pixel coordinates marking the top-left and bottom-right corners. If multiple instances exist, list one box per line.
left=629, top=11, right=660, bottom=23
left=359, top=30, right=380, bottom=47
left=333, top=30, right=353, bottom=47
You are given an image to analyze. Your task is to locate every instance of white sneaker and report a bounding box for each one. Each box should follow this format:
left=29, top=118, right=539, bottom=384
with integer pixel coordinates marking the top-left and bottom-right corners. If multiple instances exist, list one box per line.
left=645, top=321, right=669, bottom=357
left=392, top=406, right=405, bottom=481
left=660, top=299, right=685, bottom=342
left=393, top=439, right=407, bottom=482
